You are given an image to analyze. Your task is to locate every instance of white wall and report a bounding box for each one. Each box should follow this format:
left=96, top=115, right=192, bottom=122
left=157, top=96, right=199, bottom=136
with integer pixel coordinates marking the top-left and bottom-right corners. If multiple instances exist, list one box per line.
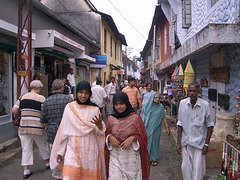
left=176, top=0, right=240, bottom=45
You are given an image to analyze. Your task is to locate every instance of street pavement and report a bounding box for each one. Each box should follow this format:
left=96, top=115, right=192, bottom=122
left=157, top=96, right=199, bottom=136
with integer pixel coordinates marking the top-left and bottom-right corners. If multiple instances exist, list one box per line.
left=0, top=115, right=218, bottom=180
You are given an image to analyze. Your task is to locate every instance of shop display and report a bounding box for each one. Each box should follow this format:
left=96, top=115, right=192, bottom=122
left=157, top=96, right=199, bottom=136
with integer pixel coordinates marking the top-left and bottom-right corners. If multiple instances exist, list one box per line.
left=236, top=90, right=240, bottom=137
left=221, top=140, right=240, bottom=180
left=174, top=64, right=184, bottom=93
left=183, top=60, right=194, bottom=93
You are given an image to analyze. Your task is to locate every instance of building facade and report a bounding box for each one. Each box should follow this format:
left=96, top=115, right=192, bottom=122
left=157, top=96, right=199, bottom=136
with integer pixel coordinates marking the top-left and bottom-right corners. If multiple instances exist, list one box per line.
left=142, top=0, right=240, bottom=123
left=0, top=0, right=99, bottom=143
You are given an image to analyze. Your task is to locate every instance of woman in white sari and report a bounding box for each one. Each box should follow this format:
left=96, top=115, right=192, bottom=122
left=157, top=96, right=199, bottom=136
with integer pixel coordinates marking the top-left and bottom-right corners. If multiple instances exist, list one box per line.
left=50, top=81, right=106, bottom=180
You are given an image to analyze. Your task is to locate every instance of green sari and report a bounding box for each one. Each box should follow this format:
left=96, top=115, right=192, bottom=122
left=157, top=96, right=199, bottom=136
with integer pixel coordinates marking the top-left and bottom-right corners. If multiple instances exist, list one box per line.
left=140, top=92, right=166, bottom=162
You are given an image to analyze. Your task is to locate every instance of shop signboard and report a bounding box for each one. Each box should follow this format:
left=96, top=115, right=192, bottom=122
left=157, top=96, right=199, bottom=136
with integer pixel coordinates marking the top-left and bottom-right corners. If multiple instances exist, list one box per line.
left=90, top=55, right=107, bottom=68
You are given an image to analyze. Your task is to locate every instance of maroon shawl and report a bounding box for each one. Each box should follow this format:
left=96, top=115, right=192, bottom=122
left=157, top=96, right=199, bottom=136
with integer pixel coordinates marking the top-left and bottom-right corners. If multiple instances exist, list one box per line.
left=105, top=112, right=150, bottom=180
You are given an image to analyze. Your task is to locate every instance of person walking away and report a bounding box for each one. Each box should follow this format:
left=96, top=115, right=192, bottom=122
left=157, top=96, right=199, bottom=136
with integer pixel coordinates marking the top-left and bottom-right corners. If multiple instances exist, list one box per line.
left=40, top=79, right=73, bottom=180
left=104, top=80, right=110, bottom=115
left=67, top=68, right=78, bottom=95
left=62, top=78, right=71, bottom=95
left=12, top=80, right=50, bottom=179
left=141, top=83, right=155, bottom=105
left=177, top=81, right=214, bottom=180
left=50, top=81, right=106, bottom=180
left=91, top=79, right=108, bottom=114
left=122, top=76, right=142, bottom=113
left=107, top=77, right=117, bottom=115
left=140, top=92, right=170, bottom=166
left=105, top=92, right=150, bottom=180
left=92, top=76, right=101, bottom=88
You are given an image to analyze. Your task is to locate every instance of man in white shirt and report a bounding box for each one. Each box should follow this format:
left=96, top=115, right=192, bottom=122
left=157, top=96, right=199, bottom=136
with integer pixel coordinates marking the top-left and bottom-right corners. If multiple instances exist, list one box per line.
left=91, top=80, right=107, bottom=113
left=67, top=68, right=78, bottom=95
left=107, top=77, right=117, bottom=115
left=177, top=81, right=214, bottom=180
left=92, top=76, right=101, bottom=88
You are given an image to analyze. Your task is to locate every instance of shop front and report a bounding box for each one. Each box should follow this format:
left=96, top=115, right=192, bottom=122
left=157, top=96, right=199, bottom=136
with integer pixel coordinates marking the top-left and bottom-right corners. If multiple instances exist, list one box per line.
left=90, top=55, right=107, bottom=86
left=0, top=19, right=37, bottom=143
left=32, top=30, right=95, bottom=96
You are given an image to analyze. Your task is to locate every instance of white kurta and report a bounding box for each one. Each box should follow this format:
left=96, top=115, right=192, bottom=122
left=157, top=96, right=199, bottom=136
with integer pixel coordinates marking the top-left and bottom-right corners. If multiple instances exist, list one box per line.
left=106, top=135, right=142, bottom=180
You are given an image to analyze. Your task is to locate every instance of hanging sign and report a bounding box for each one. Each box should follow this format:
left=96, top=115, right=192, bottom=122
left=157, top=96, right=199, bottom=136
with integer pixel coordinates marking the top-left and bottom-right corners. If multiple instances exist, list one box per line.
left=18, top=71, right=26, bottom=76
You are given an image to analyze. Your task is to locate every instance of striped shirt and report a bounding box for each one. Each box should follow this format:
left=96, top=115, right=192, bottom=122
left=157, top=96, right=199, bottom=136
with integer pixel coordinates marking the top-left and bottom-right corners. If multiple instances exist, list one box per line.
left=14, top=92, right=46, bottom=135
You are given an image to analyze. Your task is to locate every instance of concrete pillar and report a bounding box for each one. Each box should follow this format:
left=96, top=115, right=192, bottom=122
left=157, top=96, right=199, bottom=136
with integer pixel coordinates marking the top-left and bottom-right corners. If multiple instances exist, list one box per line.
left=214, top=112, right=236, bottom=138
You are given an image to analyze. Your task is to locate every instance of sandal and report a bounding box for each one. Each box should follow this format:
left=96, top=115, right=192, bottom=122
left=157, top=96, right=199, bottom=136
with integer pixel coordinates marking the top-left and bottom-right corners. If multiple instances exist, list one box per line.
left=23, top=171, right=33, bottom=179
left=151, top=161, right=158, bottom=166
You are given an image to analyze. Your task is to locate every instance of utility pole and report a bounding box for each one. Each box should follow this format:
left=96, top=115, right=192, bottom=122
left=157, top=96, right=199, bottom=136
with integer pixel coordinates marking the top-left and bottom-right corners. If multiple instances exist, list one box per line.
left=17, top=0, right=32, bottom=98
left=152, top=25, right=156, bottom=90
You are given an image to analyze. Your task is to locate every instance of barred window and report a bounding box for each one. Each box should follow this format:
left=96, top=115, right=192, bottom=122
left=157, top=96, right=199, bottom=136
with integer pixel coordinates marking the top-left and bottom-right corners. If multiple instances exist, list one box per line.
left=211, top=0, right=219, bottom=7
left=104, top=29, right=107, bottom=53
left=110, top=36, right=112, bottom=57
left=182, top=0, right=191, bottom=28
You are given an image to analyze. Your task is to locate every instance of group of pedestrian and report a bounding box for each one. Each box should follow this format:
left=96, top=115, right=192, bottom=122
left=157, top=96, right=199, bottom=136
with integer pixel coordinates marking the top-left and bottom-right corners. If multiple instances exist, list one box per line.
left=12, top=74, right=214, bottom=180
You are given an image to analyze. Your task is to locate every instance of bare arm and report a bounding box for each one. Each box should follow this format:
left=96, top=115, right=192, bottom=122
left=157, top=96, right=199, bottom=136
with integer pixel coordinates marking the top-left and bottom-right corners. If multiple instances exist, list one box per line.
left=177, top=125, right=183, bottom=154
left=202, top=126, right=213, bottom=155
left=138, top=98, right=142, bottom=109
left=74, top=73, right=79, bottom=78
left=12, top=106, right=19, bottom=114
left=162, top=116, right=170, bottom=135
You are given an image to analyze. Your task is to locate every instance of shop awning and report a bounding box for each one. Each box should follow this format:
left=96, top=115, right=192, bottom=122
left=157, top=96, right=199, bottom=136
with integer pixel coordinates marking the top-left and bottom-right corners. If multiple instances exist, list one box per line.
left=35, top=47, right=71, bottom=60
left=110, top=64, right=120, bottom=70
left=32, top=30, right=95, bottom=62
left=117, top=65, right=124, bottom=69
left=75, top=59, right=91, bottom=67
left=0, top=19, right=36, bottom=40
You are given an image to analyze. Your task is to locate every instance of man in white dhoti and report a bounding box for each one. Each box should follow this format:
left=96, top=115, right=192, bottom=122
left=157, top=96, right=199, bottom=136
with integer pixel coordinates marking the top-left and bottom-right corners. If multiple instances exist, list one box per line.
left=177, top=81, right=215, bottom=180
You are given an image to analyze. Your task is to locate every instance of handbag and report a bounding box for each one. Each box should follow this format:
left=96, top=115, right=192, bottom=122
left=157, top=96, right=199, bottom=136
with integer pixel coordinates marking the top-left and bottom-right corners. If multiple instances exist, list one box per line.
left=12, top=112, right=21, bottom=126
left=12, top=96, right=22, bottom=126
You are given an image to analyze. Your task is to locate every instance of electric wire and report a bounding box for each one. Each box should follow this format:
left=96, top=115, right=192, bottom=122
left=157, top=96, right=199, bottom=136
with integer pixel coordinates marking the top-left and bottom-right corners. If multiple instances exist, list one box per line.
left=107, top=0, right=147, bottom=40
left=56, top=0, right=140, bottom=58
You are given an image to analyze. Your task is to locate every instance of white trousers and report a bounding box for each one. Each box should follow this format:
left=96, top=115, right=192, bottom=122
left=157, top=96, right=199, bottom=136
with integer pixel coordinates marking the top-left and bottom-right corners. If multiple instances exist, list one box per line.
left=19, top=134, right=50, bottom=166
left=181, top=145, right=206, bottom=180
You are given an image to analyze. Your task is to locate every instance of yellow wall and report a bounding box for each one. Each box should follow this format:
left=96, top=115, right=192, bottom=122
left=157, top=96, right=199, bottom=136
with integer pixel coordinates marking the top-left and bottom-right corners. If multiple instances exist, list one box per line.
left=100, top=20, right=123, bottom=85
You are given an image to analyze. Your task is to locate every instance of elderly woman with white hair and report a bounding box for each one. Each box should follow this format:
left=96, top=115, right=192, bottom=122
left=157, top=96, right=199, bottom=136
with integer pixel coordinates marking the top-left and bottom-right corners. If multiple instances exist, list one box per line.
left=12, top=80, right=50, bottom=179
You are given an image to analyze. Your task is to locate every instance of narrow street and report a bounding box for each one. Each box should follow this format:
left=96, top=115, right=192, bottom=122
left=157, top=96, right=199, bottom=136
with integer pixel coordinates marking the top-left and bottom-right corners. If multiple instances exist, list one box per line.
left=149, top=120, right=183, bottom=180
left=0, top=117, right=183, bottom=180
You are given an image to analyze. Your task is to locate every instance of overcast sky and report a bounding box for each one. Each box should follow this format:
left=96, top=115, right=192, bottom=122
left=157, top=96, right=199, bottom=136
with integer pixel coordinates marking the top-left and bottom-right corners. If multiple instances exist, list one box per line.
left=90, top=0, right=157, bottom=59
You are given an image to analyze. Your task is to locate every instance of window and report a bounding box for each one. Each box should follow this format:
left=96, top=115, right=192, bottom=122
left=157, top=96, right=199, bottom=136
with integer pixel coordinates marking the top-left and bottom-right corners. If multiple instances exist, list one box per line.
left=164, top=26, right=167, bottom=55
left=182, top=0, right=191, bottom=28
left=115, top=42, right=117, bottom=60
left=104, top=29, right=107, bottom=53
left=110, top=37, right=112, bottom=57
left=0, top=52, right=10, bottom=119
left=211, top=0, right=219, bottom=7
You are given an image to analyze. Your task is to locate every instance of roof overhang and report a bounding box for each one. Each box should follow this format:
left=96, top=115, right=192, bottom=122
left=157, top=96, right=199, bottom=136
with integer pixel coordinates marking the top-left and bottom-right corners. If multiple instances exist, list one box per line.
left=169, top=24, right=240, bottom=66
left=0, top=19, right=36, bottom=40
left=96, top=11, right=127, bottom=46
left=141, top=5, right=165, bottom=59
left=110, top=64, right=120, bottom=70
left=33, top=29, right=96, bottom=62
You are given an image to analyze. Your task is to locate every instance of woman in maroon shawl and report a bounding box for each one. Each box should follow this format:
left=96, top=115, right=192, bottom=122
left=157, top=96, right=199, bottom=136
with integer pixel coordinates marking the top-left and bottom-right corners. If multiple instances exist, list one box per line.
left=105, top=92, right=150, bottom=180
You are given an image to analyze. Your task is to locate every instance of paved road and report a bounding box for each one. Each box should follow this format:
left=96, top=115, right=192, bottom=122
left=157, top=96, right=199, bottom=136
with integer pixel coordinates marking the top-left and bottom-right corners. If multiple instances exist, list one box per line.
left=149, top=121, right=183, bottom=180
left=0, top=117, right=183, bottom=180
